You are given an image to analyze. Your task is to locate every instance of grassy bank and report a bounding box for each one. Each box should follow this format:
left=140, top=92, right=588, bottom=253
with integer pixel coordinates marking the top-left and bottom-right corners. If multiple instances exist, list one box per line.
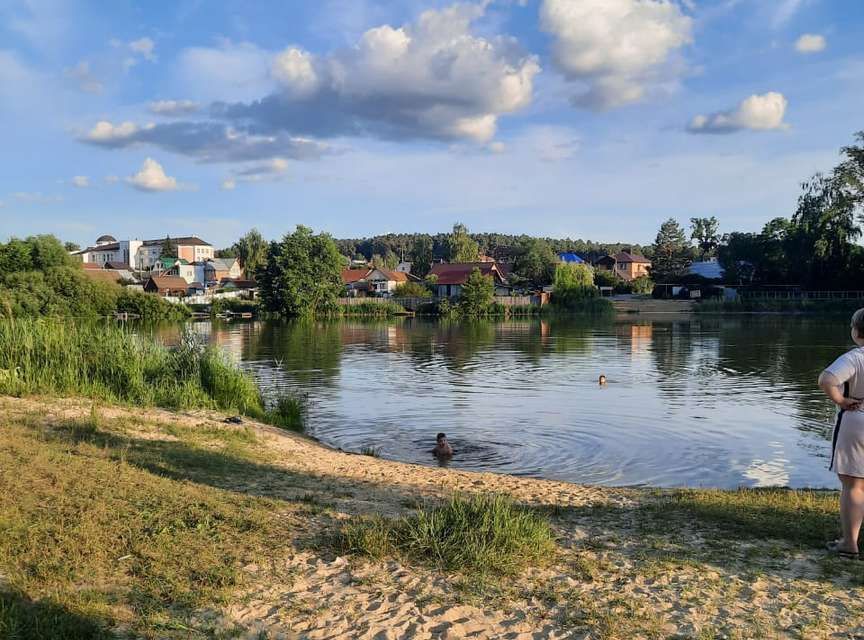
left=0, top=319, right=302, bottom=429
left=338, top=300, right=406, bottom=317
left=0, top=397, right=862, bottom=639
left=696, top=298, right=864, bottom=314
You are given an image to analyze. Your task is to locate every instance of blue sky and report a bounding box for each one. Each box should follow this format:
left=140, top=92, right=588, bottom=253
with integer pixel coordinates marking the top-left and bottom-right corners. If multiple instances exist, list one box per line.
left=1, top=0, right=862, bottom=249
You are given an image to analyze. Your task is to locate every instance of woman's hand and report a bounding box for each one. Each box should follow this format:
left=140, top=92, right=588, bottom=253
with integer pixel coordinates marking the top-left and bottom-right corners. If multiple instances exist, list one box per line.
left=839, top=398, right=862, bottom=411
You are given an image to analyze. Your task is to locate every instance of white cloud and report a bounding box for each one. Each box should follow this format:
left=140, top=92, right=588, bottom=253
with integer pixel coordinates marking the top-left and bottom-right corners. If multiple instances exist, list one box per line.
left=148, top=100, right=201, bottom=116
left=13, top=192, right=62, bottom=203
left=216, top=3, right=540, bottom=142
left=272, top=48, right=320, bottom=98
left=128, top=37, right=156, bottom=61
left=64, top=61, right=103, bottom=93
left=539, top=0, right=692, bottom=110
left=795, top=33, right=826, bottom=53
left=126, top=158, right=181, bottom=192
left=223, top=157, right=290, bottom=188
left=84, top=120, right=141, bottom=145
left=71, top=176, right=90, bottom=188
left=688, top=92, right=789, bottom=133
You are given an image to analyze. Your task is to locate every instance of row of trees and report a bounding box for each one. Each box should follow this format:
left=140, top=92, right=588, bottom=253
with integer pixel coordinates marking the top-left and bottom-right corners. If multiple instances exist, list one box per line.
left=648, top=131, right=864, bottom=288
left=0, top=235, right=187, bottom=319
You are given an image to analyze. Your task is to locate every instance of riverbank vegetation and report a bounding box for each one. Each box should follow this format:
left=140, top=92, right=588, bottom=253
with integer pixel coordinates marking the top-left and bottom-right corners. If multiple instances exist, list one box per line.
left=342, top=494, right=555, bottom=575
left=695, top=298, right=864, bottom=314
left=0, top=319, right=303, bottom=429
left=2, top=397, right=862, bottom=639
left=338, top=300, right=406, bottom=317
left=0, top=235, right=188, bottom=320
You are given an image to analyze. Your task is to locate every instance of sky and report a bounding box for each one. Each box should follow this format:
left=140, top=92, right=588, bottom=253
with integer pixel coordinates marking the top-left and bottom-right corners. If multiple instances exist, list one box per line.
left=1, top=0, right=862, bottom=249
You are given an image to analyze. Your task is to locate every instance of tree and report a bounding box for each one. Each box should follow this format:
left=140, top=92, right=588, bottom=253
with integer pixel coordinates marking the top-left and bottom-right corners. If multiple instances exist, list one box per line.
left=409, top=236, right=433, bottom=278
left=650, top=219, right=692, bottom=283
left=458, top=268, right=494, bottom=316
left=64, top=241, right=80, bottom=252
left=232, top=229, right=267, bottom=278
left=393, top=281, right=432, bottom=298
left=160, top=236, right=177, bottom=258
left=554, top=263, right=594, bottom=289
left=690, top=216, right=720, bottom=260
left=258, top=225, right=344, bottom=317
left=371, top=252, right=398, bottom=270
left=513, top=238, right=556, bottom=288
left=446, top=223, right=479, bottom=263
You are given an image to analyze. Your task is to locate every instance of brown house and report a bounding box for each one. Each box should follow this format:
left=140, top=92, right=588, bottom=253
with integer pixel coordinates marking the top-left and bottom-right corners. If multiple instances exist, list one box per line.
left=143, top=275, right=190, bottom=296
left=594, top=251, right=651, bottom=282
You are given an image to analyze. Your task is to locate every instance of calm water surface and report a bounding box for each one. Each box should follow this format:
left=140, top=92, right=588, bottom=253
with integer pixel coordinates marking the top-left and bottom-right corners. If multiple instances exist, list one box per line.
left=174, top=316, right=854, bottom=489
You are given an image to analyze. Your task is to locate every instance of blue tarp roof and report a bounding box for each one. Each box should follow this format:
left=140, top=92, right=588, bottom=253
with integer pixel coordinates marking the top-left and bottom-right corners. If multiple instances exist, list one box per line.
left=557, top=252, right=585, bottom=264
left=688, top=260, right=725, bottom=279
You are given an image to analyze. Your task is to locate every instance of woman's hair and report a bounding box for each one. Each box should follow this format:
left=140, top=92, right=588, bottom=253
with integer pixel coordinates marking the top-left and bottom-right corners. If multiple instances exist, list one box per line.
left=852, top=308, right=864, bottom=337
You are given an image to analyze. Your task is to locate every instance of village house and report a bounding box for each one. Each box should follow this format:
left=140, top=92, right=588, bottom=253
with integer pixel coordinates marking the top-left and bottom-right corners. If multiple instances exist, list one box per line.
left=72, top=234, right=214, bottom=271
left=429, top=262, right=511, bottom=298
left=202, top=257, right=243, bottom=285
left=340, top=267, right=413, bottom=296
left=142, top=275, right=190, bottom=297
left=594, top=251, right=651, bottom=282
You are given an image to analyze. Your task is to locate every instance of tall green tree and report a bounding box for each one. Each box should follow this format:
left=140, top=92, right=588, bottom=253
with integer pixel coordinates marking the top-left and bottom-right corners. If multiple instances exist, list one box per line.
left=689, top=216, right=720, bottom=260
left=649, top=219, right=692, bottom=283
left=232, top=229, right=268, bottom=278
left=160, top=236, right=177, bottom=258
left=409, top=236, right=433, bottom=278
left=258, top=226, right=344, bottom=317
left=64, top=241, right=80, bottom=252
left=458, top=268, right=494, bottom=316
left=446, top=223, right=480, bottom=263
left=513, top=238, right=556, bottom=288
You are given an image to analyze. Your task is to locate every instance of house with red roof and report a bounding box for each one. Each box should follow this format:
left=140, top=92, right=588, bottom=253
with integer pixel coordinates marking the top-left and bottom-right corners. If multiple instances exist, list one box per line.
left=341, top=267, right=414, bottom=297
left=429, top=262, right=511, bottom=298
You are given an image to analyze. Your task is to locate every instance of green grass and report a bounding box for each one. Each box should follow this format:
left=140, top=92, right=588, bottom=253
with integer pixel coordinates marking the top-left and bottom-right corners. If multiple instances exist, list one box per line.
left=642, top=488, right=840, bottom=546
left=338, top=300, right=406, bottom=317
left=0, top=411, right=282, bottom=639
left=0, top=318, right=303, bottom=430
left=342, top=494, right=556, bottom=575
left=696, top=298, right=864, bottom=314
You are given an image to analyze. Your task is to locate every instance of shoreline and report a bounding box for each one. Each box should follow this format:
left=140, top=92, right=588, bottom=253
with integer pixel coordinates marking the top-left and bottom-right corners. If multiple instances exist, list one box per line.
left=2, top=394, right=862, bottom=639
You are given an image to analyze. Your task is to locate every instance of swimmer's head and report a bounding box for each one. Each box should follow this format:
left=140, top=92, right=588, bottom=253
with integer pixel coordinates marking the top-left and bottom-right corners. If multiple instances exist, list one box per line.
left=436, top=432, right=447, bottom=443
left=599, top=375, right=607, bottom=385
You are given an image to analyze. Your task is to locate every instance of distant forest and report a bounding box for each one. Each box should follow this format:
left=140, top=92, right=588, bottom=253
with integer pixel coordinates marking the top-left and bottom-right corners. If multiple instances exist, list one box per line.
left=333, top=233, right=649, bottom=265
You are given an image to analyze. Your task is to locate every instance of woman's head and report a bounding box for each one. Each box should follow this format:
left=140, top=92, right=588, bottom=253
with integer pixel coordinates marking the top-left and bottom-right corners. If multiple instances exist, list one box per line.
left=852, top=308, right=864, bottom=345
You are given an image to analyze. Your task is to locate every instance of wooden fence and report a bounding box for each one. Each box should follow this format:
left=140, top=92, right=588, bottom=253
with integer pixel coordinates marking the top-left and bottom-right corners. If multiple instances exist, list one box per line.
left=740, top=290, right=864, bottom=301
left=338, top=295, right=542, bottom=310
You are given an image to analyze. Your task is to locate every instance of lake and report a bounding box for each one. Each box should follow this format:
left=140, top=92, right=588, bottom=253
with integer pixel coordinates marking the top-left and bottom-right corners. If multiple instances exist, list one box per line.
left=170, top=315, right=855, bottom=489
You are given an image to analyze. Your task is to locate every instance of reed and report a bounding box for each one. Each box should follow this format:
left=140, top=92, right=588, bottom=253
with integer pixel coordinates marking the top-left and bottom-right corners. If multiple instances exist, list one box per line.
left=0, top=318, right=302, bottom=428
left=338, top=300, right=406, bottom=317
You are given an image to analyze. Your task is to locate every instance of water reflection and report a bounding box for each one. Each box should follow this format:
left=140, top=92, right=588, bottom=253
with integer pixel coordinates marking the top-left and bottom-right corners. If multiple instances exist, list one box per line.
left=183, top=316, right=851, bottom=489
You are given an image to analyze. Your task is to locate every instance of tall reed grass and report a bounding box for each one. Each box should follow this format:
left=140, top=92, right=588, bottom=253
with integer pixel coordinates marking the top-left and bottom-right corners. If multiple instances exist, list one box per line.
left=0, top=318, right=303, bottom=427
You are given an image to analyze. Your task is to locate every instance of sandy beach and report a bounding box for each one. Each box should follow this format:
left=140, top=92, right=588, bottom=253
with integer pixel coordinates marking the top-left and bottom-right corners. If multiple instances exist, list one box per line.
left=2, top=395, right=863, bottom=639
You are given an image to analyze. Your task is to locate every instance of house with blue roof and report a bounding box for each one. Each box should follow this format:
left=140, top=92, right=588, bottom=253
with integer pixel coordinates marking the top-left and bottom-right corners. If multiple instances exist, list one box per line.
left=557, top=252, right=585, bottom=264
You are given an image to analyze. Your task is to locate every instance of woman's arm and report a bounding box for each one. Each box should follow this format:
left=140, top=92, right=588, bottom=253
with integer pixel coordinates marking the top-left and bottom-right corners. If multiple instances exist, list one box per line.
left=819, top=371, right=861, bottom=411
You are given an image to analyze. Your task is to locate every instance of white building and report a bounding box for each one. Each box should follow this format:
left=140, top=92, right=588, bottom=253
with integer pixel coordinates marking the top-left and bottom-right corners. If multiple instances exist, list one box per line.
left=73, top=235, right=214, bottom=271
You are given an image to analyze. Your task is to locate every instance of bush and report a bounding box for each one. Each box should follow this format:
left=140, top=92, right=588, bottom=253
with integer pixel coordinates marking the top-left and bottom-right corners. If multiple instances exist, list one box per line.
left=393, top=281, right=432, bottom=298
left=458, top=269, right=495, bottom=316
left=630, top=275, right=654, bottom=295
left=342, top=494, right=555, bottom=575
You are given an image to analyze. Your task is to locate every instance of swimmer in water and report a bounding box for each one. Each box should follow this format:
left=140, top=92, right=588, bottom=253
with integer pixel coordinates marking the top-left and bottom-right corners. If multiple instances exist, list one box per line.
left=432, top=432, right=454, bottom=458
left=599, top=374, right=607, bottom=386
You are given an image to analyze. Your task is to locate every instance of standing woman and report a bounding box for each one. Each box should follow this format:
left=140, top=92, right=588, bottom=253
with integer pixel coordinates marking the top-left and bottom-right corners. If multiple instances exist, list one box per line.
left=820, top=308, right=864, bottom=558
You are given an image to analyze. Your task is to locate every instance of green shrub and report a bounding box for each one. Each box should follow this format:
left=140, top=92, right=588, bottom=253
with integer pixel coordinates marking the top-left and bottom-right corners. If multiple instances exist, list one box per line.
left=343, top=494, right=555, bottom=575
left=338, top=300, right=405, bottom=316
left=264, top=394, right=305, bottom=432
left=393, top=281, right=432, bottom=298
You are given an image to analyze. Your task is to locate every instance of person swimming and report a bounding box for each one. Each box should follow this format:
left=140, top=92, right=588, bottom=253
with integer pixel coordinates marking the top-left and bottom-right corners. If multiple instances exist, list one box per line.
left=432, top=432, right=454, bottom=457
left=599, top=374, right=607, bottom=386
